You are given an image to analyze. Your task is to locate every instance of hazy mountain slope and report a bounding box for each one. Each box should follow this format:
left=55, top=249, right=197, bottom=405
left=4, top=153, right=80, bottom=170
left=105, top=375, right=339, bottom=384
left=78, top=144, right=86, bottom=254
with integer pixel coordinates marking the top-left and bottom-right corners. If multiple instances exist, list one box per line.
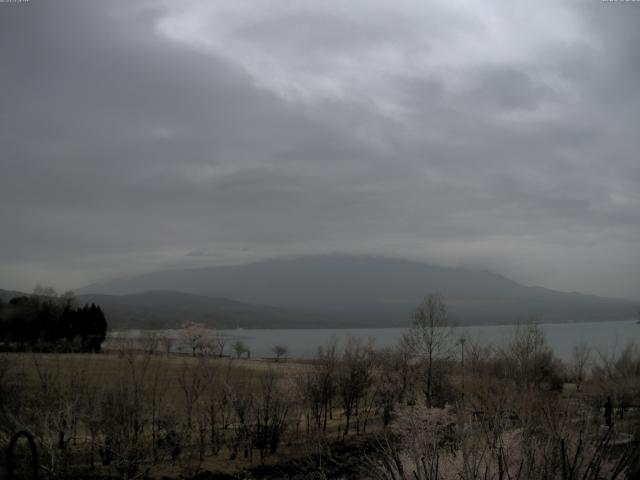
left=0, top=288, right=26, bottom=301
left=76, top=291, right=327, bottom=329
left=77, top=255, right=638, bottom=326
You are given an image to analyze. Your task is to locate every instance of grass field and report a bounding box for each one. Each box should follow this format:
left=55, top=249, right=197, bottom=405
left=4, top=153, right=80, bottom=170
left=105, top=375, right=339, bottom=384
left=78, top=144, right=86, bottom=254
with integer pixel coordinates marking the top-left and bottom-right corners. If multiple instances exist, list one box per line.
left=0, top=351, right=365, bottom=479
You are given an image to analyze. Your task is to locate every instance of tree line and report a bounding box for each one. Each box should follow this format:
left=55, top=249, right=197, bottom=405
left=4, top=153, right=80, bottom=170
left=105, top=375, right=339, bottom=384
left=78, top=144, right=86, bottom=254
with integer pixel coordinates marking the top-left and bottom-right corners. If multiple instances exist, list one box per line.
left=0, top=286, right=107, bottom=352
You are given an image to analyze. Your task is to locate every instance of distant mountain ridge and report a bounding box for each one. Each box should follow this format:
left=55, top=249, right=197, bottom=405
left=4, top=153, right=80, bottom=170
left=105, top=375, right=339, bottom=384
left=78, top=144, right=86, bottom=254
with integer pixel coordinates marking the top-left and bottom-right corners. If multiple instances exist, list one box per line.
left=77, top=290, right=327, bottom=329
left=0, top=289, right=26, bottom=301
left=76, top=255, right=638, bottom=327
left=1, top=288, right=327, bottom=329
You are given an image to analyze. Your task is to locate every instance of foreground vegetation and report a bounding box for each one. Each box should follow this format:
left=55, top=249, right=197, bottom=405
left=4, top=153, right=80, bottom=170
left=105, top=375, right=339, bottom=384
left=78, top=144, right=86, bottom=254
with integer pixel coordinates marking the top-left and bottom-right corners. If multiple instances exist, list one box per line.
left=1, top=295, right=639, bottom=479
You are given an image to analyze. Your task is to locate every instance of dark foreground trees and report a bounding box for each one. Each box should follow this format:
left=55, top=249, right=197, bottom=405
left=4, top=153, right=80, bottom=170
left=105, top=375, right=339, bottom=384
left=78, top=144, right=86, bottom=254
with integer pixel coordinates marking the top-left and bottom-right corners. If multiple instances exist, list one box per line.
left=0, top=287, right=107, bottom=352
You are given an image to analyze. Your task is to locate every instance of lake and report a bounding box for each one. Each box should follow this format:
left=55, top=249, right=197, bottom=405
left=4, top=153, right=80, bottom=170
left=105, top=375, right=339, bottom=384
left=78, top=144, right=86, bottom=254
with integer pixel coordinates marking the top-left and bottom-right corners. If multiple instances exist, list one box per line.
left=109, top=319, right=639, bottom=362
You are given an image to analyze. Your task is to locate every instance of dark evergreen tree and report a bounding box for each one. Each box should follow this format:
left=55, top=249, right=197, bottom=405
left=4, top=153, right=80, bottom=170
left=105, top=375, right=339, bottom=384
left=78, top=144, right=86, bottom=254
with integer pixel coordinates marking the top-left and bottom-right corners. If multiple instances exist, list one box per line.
left=0, top=292, right=108, bottom=352
left=0, top=298, right=6, bottom=342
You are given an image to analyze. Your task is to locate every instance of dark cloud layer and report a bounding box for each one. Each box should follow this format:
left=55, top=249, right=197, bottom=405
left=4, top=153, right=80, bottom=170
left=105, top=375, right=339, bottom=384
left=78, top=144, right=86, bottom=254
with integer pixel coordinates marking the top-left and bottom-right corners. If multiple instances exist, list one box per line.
left=1, top=0, right=639, bottom=299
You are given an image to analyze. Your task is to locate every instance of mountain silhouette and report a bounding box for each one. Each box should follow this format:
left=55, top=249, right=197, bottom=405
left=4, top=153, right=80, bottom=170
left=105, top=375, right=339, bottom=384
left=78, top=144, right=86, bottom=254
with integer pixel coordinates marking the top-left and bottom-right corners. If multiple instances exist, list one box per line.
left=76, top=255, right=637, bottom=327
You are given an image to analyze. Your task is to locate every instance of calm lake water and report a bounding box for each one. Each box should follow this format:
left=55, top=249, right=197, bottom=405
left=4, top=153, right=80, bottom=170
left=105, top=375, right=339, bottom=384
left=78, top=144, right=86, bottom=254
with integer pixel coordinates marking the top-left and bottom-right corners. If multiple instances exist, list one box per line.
left=110, top=319, right=639, bottom=362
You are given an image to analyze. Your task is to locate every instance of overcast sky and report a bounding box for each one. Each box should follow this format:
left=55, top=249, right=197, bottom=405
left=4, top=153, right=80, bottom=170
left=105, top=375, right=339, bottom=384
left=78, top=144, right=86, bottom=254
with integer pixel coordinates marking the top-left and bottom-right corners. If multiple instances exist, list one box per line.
left=1, top=0, right=639, bottom=299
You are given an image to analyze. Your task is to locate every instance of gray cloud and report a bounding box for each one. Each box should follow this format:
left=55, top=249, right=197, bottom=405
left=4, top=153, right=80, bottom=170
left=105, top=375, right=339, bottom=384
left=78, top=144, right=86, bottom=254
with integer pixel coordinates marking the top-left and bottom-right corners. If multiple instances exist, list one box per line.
left=0, top=0, right=639, bottom=299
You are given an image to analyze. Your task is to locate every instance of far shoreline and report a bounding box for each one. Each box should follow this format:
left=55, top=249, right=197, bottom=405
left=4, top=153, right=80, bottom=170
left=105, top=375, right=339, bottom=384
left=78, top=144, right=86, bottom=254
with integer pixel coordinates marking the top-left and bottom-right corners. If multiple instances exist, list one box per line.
left=108, top=317, right=637, bottom=334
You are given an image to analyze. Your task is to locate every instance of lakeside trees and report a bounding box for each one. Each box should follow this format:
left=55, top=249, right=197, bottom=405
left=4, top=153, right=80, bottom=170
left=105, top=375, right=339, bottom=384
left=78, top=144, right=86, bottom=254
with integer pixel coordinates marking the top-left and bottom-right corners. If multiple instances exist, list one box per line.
left=0, top=287, right=107, bottom=352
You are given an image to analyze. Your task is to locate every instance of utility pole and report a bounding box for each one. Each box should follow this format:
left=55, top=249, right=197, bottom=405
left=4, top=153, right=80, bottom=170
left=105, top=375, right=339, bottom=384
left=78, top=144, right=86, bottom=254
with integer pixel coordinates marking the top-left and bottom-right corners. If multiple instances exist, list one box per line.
left=459, top=337, right=466, bottom=403
left=458, top=336, right=467, bottom=465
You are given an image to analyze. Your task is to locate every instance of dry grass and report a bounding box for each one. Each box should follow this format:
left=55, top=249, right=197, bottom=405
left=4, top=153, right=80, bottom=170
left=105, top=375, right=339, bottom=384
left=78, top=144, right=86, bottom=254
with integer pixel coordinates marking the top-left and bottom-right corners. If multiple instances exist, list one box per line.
left=1, top=352, right=317, bottom=420
left=3, top=351, right=307, bottom=393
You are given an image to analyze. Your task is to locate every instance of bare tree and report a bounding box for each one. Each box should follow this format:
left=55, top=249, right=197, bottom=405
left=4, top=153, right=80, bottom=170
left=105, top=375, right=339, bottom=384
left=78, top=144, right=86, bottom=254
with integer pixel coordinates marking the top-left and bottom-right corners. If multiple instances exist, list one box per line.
left=158, top=335, right=173, bottom=356
left=503, top=320, right=562, bottom=390
left=201, top=364, right=226, bottom=455
left=141, top=331, right=160, bottom=355
left=407, top=293, right=455, bottom=407
left=225, top=377, right=254, bottom=460
left=94, top=353, right=155, bottom=480
left=371, top=348, right=403, bottom=428
left=338, top=337, right=374, bottom=436
left=28, top=355, right=85, bottom=478
left=317, top=339, right=338, bottom=431
left=254, top=369, right=291, bottom=461
left=592, top=340, right=640, bottom=422
left=370, top=406, right=454, bottom=480
left=296, top=367, right=324, bottom=434
left=571, top=340, right=592, bottom=392
left=214, top=333, right=227, bottom=358
left=232, top=339, right=248, bottom=359
left=395, top=335, right=418, bottom=405
left=177, top=359, right=207, bottom=430
left=272, top=344, right=288, bottom=362
left=147, top=360, right=170, bottom=462
left=298, top=339, right=339, bottom=435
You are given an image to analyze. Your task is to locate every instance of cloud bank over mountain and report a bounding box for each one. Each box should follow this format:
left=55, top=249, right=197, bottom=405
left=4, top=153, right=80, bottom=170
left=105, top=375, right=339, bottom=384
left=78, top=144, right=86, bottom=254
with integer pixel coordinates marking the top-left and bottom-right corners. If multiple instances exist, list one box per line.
left=1, top=1, right=639, bottom=299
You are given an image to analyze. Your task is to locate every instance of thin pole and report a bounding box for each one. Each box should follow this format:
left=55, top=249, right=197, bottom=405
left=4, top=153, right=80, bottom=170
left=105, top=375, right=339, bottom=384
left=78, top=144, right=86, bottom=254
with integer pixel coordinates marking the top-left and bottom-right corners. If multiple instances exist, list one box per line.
left=460, top=337, right=466, bottom=403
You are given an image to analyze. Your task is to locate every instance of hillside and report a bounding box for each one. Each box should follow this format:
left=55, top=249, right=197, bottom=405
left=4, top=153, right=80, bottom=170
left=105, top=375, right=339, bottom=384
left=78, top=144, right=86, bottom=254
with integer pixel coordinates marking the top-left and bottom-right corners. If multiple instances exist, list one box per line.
left=0, top=289, right=27, bottom=302
left=76, top=290, right=326, bottom=329
left=1, top=288, right=327, bottom=329
left=77, top=255, right=638, bottom=326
